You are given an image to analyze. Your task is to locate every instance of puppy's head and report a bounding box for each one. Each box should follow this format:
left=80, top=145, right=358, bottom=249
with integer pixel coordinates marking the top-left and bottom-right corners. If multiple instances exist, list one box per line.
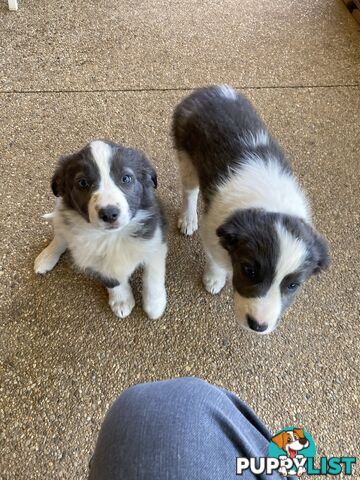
left=51, top=140, right=157, bottom=231
left=272, top=429, right=309, bottom=456
left=217, top=209, right=329, bottom=334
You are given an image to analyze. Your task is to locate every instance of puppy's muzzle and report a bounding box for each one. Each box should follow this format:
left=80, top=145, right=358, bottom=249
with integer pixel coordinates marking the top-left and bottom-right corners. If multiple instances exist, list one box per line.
left=98, top=205, right=120, bottom=224
left=246, top=314, right=268, bottom=333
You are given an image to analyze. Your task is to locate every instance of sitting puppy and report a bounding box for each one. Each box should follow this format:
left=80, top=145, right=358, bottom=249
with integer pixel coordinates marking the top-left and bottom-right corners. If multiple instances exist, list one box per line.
left=172, top=85, right=329, bottom=334
left=34, top=140, right=167, bottom=320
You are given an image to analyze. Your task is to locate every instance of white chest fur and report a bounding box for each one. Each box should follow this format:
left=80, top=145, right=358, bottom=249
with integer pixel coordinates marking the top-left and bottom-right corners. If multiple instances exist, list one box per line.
left=53, top=208, right=161, bottom=281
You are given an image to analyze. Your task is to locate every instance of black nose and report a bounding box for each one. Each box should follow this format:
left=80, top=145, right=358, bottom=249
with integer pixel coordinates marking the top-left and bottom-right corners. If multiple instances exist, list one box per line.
left=98, top=206, right=120, bottom=224
left=246, top=314, right=268, bottom=332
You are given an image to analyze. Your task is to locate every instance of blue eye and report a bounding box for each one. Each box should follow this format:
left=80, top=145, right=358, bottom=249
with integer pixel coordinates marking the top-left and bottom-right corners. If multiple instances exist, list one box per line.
left=121, top=175, right=132, bottom=184
left=288, top=282, right=299, bottom=291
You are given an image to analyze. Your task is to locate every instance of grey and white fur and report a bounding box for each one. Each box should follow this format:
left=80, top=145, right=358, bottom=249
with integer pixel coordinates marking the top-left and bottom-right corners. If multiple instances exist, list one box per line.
left=173, top=85, right=329, bottom=334
left=34, top=140, right=167, bottom=320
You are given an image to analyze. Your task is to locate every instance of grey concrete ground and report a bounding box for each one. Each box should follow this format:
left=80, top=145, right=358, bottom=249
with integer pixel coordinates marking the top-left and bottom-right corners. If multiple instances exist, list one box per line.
left=1, top=1, right=359, bottom=479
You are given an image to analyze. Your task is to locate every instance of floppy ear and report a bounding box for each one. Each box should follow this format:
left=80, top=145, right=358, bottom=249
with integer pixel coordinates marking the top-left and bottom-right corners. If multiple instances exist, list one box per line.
left=149, top=168, right=157, bottom=189
left=217, top=208, right=272, bottom=253
left=272, top=432, right=287, bottom=450
left=141, top=154, right=157, bottom=189
left=50, top=154, right=73, bottom=197
left=309, top=229, right=330, bottom=275
left=216, top=220, right=240, bottom=252
left=51, top=162, right=64, bottom=197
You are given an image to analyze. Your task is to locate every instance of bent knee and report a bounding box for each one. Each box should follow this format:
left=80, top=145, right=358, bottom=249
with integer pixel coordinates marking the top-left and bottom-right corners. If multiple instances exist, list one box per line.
left=125, top=376, right=212, bottom=401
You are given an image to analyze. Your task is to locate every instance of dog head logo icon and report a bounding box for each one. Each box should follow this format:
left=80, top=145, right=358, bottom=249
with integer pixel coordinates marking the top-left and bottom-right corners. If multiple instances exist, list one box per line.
left=272, top=428, right=309, bottom=459
left=269, top=427, right=316, bottom=477
left=237, top=426, right=356, bottom=477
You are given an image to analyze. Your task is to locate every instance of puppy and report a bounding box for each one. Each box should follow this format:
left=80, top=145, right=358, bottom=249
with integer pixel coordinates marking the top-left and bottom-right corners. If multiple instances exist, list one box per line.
left=172, top=85, right=329, bottom=334
left=34, top=140, right=167, bottom=320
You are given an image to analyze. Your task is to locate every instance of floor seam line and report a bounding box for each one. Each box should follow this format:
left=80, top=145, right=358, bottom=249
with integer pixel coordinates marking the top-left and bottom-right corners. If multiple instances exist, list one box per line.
left=0, top=84, right=359, bottom=94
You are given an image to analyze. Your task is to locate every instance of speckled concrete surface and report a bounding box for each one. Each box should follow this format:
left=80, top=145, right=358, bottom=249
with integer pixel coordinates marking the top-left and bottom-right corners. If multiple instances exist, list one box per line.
left=1, top=1, right=359, bottom=480
left=1, top=0, right=360, bottom=91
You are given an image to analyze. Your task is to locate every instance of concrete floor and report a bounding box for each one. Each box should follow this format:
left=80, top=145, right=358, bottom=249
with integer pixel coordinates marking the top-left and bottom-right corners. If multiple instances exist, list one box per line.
left=1, top=1, right=359, bottom=478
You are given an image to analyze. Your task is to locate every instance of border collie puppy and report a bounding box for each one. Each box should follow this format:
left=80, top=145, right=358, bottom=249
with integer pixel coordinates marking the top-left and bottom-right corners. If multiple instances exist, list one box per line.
left=172, top=85, right=329, bottom=334
left=34, top=140, right=167, bottom=320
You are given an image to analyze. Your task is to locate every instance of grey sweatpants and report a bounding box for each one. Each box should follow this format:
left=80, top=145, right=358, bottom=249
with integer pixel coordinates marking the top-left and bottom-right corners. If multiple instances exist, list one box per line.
left=89, top=377, right=280, bottom=479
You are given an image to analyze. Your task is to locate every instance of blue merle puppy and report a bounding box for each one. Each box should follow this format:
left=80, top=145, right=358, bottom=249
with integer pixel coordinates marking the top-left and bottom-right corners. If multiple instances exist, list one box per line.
left=35, top=140, right=167, bottom=320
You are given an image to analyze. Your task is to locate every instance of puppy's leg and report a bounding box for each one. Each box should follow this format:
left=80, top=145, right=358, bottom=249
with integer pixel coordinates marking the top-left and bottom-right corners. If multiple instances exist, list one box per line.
left=203, top=254, right=227, bottom=294
left=142, top=242, right=167, bottom=320
left=108, top=281, right=135, bottom=319
left=200, top=218, right=228, bottom=294
left=34, top=234, right=67, bottom=274
left=177, top=151, right=199, bottom=236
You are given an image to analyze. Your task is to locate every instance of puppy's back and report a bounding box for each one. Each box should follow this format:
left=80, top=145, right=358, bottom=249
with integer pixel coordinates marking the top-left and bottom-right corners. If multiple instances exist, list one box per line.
left=173, top=85, right=264, bottom=156
left=172, top=85, right=287, bottom=198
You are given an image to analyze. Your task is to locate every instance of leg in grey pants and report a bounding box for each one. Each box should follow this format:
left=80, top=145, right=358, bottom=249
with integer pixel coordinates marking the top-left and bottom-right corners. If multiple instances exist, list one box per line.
left=89, top=377, right=280, bottom=479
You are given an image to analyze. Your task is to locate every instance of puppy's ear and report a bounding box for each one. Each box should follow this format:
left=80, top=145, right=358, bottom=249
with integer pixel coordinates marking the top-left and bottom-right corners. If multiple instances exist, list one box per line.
left=50, top=155, right=69, bottom=197
left=216, top=220, right=240, bottom=252
left=51, top=166, right=63, bottom=197
left=148, top=168, right=157, bottom=189
left=151, top=171, right=157, bottom=189
left=141, top=154, right=158, bottom=189
left=218, top=209, right=273, bottom=253
left=309, top=229, right=330, bottom=275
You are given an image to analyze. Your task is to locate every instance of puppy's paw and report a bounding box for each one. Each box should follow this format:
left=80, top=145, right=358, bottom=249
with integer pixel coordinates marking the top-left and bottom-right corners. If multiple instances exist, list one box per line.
left=143, top=290, right=166, bottom=320
left=34, top=248, right=59, bottom=274
left=109, top=296, right=135, bottom=319
left=177, top=213, right=198, bottom=236
left=203, top=273, right=226, bottom=294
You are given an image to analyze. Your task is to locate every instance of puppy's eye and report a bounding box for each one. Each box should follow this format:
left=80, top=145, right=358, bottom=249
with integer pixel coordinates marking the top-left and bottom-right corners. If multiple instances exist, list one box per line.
left=121, top=175, right=133, bottom=184
left=78, top=178, right=89, bottom=189
left=287, top=282, right=299, bottom=291
left=242, top=264, right=256, bottom=279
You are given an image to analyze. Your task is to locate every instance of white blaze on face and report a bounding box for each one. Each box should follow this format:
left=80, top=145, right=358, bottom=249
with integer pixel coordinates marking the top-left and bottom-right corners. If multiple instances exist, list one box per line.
left=88, top=140, right=130, bottom=229
left=235, top=222, right=308, bottom=333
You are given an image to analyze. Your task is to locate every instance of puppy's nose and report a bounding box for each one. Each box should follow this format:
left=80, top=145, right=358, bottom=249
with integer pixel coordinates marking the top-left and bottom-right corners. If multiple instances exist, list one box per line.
left=299, top=438, right=308, bottom=445
left=246, top=314, right=268, bottom=333
left=98, top=206, right=120, bottom=224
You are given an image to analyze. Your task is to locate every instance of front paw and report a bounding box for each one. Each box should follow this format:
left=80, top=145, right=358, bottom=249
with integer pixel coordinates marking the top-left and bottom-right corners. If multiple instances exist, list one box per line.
left=203, top=272, right=226, bottom=294
left=177, top=212, right=198, bottom=236
left=109, top=295, right=135, bottom=319
left=143, top=290, right=166, bottom=320
left=34, top=248, right=59, bottom=274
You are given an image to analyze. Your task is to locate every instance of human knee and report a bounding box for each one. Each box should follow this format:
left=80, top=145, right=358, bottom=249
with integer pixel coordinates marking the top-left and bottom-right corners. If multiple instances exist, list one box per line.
left=119, top=377, right=217, bottom=415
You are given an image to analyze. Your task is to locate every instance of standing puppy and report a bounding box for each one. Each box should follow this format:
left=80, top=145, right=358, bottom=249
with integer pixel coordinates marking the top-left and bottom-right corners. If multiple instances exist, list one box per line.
left=34, top=140, right=167, bottom=320
left=172, top=85, right=329, bottom=334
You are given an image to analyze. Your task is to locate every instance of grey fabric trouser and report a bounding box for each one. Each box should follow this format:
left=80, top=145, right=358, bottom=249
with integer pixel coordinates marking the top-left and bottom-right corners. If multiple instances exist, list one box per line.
left=89, top=377, right=280, bottom=479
